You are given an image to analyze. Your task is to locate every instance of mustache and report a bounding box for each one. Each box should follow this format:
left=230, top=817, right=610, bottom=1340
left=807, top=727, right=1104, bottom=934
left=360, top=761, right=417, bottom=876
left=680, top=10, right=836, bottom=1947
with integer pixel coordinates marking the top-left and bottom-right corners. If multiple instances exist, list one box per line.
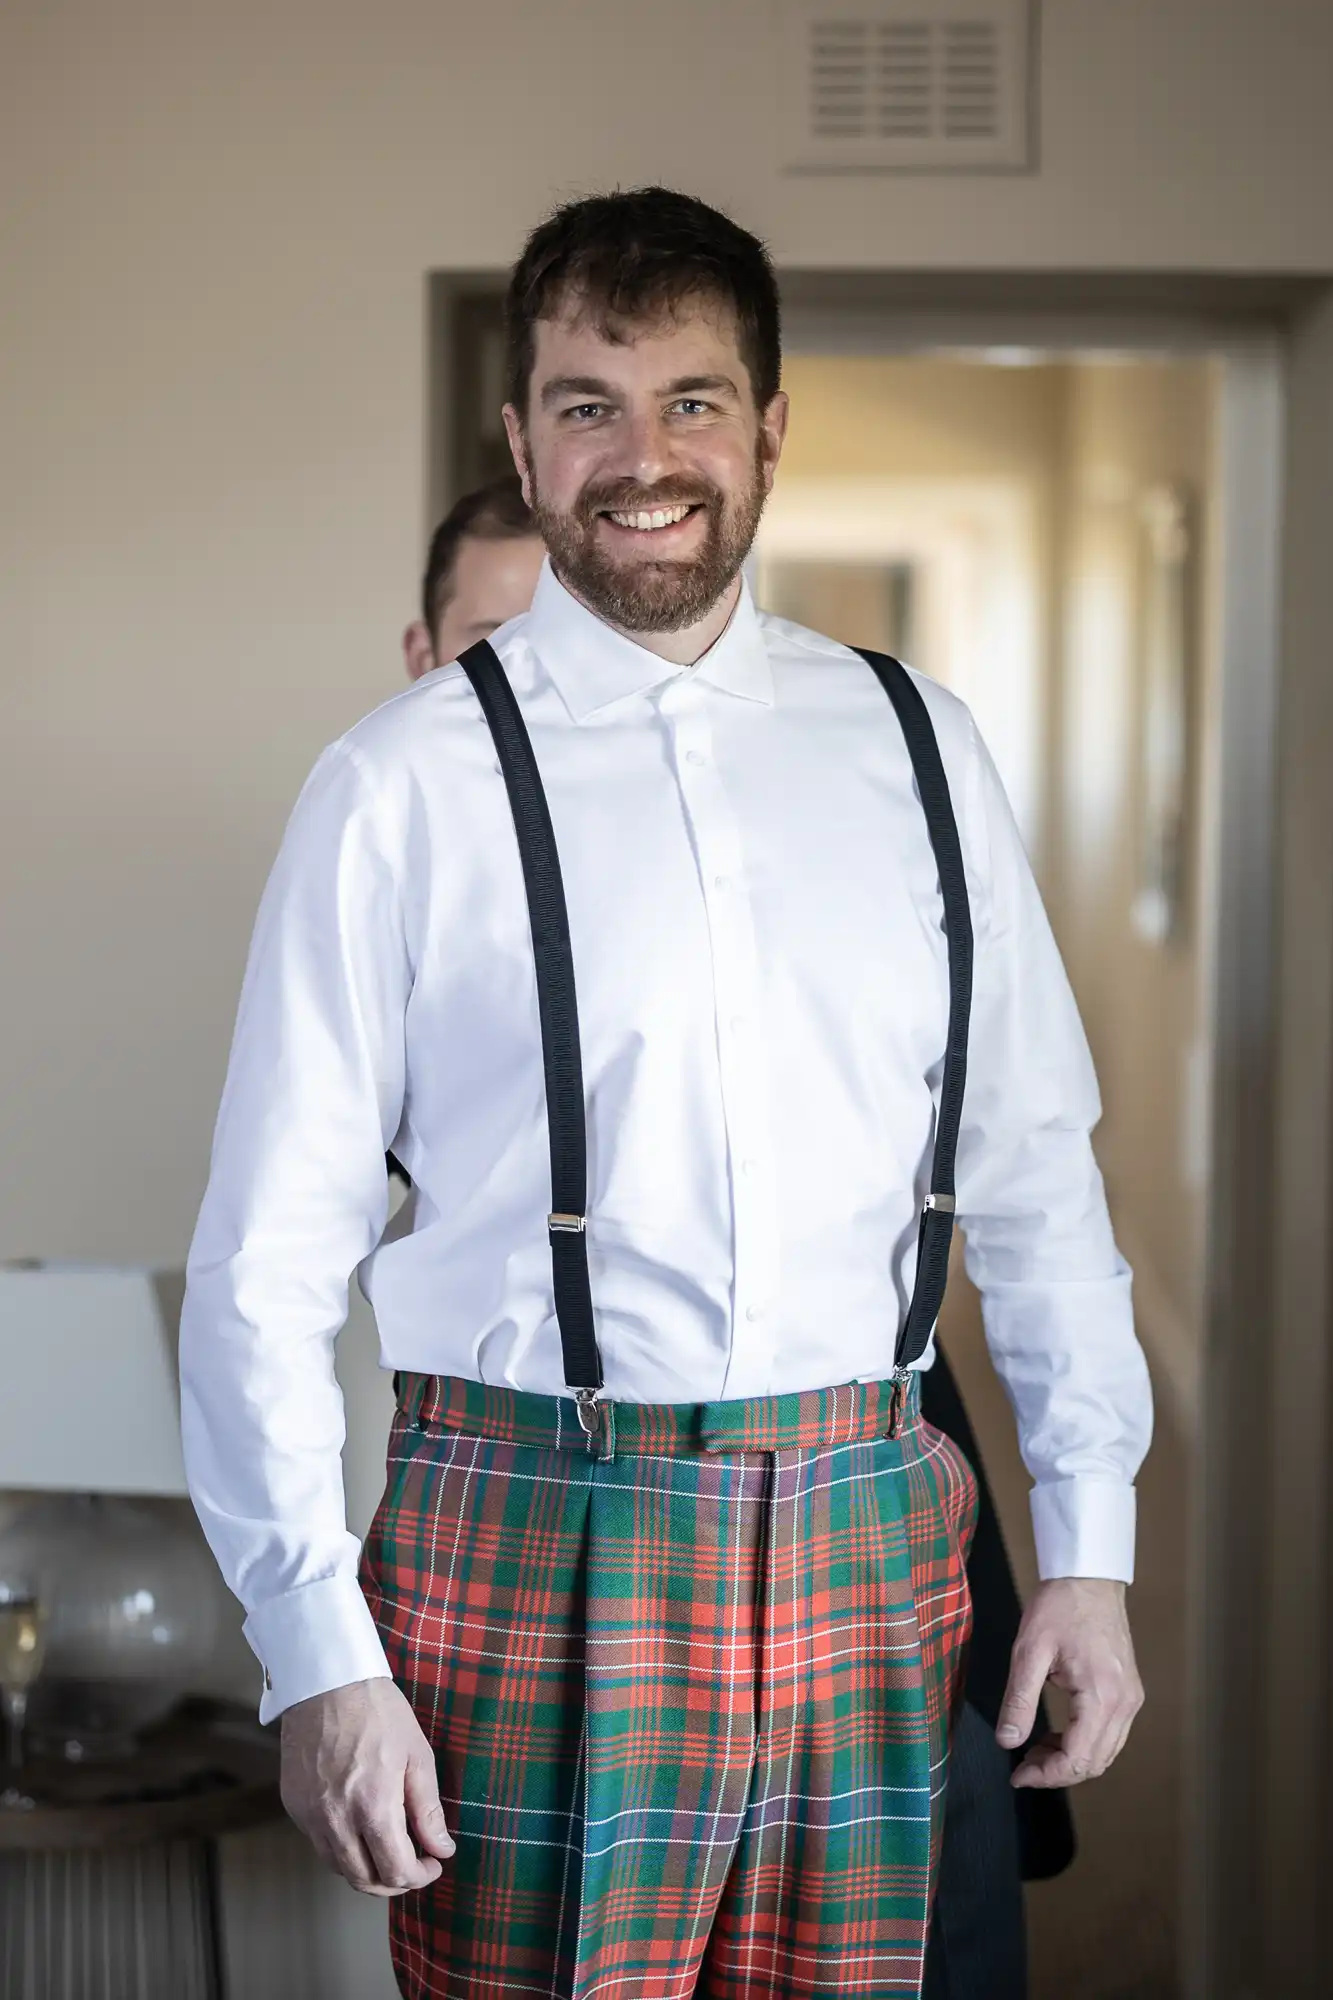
left=576, top=475, right=722, bottom=522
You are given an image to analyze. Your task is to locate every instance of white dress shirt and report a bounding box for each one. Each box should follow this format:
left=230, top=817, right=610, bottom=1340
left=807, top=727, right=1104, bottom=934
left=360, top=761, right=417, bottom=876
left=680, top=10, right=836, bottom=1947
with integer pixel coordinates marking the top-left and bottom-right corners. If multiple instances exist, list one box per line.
left=180, top=560, right=1152, bottom=1721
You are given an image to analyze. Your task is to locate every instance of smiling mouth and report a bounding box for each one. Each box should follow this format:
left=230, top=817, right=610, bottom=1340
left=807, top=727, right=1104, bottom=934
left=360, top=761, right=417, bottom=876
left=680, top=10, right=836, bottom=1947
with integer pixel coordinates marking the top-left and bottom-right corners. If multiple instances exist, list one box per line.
left=599, top=502, right=703, bottom=533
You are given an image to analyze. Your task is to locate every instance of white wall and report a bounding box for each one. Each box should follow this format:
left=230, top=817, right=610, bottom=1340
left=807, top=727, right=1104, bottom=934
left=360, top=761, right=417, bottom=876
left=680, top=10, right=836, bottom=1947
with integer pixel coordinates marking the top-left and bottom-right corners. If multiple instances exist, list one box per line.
left=4, top=0, right=1333, bottom=1270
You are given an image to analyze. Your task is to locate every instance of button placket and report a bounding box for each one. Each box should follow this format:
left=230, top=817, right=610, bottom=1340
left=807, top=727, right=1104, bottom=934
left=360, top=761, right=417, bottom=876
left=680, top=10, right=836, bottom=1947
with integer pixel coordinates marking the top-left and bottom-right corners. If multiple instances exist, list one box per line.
left=663, top=686, right=779, bottom=1395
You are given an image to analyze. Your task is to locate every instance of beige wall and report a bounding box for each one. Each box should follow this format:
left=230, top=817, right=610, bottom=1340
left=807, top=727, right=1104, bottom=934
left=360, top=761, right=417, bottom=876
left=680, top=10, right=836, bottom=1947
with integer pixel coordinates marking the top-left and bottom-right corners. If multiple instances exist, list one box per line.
left=779, top=355, right=1070, bottom=484
left=1055, top=359, right=1217, bottom=1361
left=4, top=0, right=1333, bottom=1271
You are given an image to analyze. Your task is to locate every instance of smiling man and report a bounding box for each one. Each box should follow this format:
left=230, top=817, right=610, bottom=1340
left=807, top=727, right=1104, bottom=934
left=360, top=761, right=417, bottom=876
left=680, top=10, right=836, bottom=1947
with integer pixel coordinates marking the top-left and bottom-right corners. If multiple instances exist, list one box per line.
left=180, top=188, right=1150, bottom=2000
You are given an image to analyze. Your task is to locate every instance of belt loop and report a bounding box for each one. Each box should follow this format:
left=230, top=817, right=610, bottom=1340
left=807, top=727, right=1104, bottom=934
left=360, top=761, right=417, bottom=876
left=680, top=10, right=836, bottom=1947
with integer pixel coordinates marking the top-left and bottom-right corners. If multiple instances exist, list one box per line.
left=406, top=1374, right=429, bottom=1432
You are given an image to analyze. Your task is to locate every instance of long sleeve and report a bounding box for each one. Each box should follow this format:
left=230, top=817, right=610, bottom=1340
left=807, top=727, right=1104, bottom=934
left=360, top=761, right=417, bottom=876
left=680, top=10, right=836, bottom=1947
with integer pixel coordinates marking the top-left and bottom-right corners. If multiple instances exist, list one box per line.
left=954, top=718, right=1153, bottom=1584
left=179, top=739, right=409, bottom=1721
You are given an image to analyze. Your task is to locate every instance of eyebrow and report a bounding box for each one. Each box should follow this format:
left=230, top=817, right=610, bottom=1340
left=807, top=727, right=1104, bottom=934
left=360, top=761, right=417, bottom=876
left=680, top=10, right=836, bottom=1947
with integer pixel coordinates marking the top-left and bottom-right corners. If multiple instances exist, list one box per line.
left=664, top=374, right=741, bottom=399
left=541, top=376, right=617, bottom=408
left=539, top=372, right=741, bottom=408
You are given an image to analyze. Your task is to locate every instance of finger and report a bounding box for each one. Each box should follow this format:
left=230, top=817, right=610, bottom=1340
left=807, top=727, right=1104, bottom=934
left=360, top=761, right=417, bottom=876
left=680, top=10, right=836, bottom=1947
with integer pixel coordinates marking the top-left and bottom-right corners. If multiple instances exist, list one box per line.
left=1012, top=1709, right=1116, bottom=1788
left=357, top=1794, right=443, bottom=1895
left=1057, top=1683, right=1109, bottom=1782
left=405, top=1746, right=456, bottom=1861
left=1065, top=1661, right=1142, bottom=1780
left=996, top=1633, right=1055, bottom=1751
left=1102, top=1685, right=1144, bottom=1774
left=1011, top=1732, right=1094, bottom=1790
left=317, top=1819, right=393, bottom=1894
left=1013, top=1685, right=1141, bottom=1789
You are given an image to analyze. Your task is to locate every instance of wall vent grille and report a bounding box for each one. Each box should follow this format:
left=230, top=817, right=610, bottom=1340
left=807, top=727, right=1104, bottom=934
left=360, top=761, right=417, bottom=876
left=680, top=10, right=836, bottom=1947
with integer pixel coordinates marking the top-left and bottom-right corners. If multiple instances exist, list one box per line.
left=781, top=1, right=1034, bottom=172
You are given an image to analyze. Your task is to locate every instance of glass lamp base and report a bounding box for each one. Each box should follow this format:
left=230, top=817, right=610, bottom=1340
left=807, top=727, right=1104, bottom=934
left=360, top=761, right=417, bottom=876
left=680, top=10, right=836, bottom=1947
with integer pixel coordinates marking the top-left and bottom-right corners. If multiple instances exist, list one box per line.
left=0, top=1494, right=220, bottom=1761
left=28, top=1677, right=182, bottom=1763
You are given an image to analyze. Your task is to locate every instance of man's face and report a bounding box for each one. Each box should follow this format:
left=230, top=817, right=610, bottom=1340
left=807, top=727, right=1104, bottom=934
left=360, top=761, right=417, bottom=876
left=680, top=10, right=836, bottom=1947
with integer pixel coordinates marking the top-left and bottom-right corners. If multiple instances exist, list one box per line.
left=403, top=530, right=546, bottom=680
left=503, top=294, right=787, bottom=635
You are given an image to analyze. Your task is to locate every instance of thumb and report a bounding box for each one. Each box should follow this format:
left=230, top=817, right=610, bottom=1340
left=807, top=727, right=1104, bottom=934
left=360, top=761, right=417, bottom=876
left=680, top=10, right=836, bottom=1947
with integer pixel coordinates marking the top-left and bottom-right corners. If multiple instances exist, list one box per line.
left=996, top=1634, right=1053, bottom=1751
left=405, top=1745, right=455, bottom=1860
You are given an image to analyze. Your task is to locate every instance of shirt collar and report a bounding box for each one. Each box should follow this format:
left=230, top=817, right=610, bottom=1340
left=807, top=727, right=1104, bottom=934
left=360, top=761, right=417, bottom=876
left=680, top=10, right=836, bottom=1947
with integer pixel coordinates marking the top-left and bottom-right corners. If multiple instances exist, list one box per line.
left=521, top=557, right=774, bottom=722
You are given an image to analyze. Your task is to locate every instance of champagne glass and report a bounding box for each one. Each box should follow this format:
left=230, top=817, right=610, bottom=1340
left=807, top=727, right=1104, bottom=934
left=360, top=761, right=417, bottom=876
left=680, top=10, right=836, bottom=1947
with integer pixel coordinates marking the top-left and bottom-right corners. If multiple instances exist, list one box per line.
left=0, top=1574, right=48, bottom=1808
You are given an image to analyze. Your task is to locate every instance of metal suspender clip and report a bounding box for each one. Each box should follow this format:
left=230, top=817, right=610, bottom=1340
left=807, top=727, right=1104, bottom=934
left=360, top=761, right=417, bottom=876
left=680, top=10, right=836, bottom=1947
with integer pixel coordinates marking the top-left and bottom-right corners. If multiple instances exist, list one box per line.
left=923, top=1192, right=956, bottom=1215
left=574, top=1386, right=603, bottom=1437
left=548, top=1212, right=587, bottom=1233
left=887, top=1367, right=912, bottom=1440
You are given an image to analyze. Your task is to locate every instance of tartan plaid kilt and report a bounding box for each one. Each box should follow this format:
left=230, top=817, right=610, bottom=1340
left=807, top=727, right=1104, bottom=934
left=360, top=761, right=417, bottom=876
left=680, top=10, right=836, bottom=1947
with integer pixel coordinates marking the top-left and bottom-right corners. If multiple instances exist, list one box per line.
left=359, top=1372, right=977, bottom=2000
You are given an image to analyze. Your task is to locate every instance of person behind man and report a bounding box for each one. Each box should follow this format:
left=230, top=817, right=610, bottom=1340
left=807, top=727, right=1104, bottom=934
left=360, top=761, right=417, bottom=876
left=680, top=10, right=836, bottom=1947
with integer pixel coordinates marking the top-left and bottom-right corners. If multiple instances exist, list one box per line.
left=395, top=475, right=1071, bottom=1997
left=401, top=474, right=545, bottom=682
left=180, top=188, right=1149, bottom=2000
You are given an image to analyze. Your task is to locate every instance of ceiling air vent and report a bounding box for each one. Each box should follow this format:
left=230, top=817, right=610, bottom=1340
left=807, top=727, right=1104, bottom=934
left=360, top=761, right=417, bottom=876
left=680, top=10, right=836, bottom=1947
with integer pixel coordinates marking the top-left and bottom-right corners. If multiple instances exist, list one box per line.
left=780, top=0, right=1035, bottom=172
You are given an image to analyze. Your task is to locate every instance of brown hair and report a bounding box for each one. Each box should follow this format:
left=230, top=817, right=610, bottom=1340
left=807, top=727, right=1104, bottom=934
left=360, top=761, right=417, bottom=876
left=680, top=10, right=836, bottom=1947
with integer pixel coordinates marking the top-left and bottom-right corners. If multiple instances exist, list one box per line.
left=504, top=187, right=782, bottom=417
left=421, top=474, right=535, bottom=636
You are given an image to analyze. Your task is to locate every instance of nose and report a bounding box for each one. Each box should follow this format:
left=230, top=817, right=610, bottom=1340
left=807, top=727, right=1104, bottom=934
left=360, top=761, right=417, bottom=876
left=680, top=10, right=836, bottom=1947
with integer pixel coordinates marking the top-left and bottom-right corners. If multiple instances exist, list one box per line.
left=608, top=404, right=677, bottom=489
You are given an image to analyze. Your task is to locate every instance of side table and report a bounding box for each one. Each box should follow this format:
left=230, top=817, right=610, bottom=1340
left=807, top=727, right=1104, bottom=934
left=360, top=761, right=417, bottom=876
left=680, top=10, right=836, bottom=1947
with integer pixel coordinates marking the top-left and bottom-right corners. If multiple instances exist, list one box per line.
left=0, top=1696, right=281, bottom=2000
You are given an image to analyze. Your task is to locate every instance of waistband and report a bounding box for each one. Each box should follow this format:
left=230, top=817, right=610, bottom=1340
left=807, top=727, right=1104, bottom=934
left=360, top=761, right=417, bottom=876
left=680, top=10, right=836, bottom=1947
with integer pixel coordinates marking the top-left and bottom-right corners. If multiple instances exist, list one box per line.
left=393, top=1370, right=921, bottom=1459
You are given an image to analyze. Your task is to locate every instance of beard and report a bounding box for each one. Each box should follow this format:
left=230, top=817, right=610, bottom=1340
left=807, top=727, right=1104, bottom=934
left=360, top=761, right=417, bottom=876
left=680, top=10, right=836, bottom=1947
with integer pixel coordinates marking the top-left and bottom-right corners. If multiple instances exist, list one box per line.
left=529, top=445, right=769, bottom=634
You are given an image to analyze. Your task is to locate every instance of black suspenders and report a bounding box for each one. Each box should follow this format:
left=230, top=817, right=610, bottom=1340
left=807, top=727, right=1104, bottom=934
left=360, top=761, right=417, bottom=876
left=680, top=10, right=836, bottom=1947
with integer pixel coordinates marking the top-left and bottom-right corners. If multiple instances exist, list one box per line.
left=457, top=638, right=973, bottom=1419
left=855, top=648, right=975, bottom=1374
left=457, top=643, right=603, bottom=1397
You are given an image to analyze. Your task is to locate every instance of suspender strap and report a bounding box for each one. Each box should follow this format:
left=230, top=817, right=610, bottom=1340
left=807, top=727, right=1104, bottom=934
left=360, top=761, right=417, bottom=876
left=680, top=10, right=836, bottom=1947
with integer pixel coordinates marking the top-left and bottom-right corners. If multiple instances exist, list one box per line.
left=459, top=635, right=972, bottom=1393
left=457, top=639, right=603, bottom=1392
left=855, top=649, right=975, bottom=1367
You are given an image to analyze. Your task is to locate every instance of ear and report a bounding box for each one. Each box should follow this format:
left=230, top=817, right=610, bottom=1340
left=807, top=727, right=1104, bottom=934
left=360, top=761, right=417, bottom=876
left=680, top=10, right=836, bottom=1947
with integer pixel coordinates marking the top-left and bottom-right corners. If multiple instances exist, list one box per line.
left=758, top=391, right=789, bottom=495
left=402, top=621, right=436, bottom=683
left=502, top=404, right=533, bottom=507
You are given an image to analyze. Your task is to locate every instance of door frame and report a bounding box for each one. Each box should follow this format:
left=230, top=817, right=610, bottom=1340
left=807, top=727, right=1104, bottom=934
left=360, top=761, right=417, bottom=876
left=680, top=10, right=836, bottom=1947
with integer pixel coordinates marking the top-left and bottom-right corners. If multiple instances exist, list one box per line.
left=769, top=271, right=1317, bottom=2000
left=426, top=267, right=1333, bottom=1996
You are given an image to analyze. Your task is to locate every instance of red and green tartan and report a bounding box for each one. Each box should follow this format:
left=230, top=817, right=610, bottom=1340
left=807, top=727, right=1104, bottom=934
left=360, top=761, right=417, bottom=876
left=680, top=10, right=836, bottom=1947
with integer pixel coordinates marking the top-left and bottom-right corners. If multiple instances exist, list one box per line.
left=359, top=1373, right=977, bottom=1999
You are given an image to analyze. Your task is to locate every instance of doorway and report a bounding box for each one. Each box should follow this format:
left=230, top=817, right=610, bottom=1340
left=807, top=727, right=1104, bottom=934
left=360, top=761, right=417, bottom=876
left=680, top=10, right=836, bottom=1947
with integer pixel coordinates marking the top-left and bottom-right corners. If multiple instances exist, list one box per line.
left=420, top=270, right=1329, bottom=1999
left=759, top=343, right=1221, bottom=1998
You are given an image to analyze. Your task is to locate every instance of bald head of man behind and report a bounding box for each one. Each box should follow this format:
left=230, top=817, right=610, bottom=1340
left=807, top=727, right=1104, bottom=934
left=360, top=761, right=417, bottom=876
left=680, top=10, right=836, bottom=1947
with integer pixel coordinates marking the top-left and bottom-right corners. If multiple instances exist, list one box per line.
left=403, top=474, right=546, bottom=680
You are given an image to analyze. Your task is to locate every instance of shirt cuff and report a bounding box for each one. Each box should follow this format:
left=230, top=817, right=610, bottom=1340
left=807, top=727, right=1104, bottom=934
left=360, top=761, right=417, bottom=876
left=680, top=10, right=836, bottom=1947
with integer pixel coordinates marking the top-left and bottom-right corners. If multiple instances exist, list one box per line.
left=244, top=1572, right=393, bottom=1723
left=1029, top=1477, right=1137, bottom=1584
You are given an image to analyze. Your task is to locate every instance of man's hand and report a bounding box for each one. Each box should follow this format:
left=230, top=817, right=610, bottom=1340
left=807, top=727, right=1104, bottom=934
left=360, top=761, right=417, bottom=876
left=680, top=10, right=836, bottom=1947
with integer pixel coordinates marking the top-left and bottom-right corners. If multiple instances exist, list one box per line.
left=280, top=1678, right=455, bottom=1894
left=995, top=1578, right=1144, bottom=1789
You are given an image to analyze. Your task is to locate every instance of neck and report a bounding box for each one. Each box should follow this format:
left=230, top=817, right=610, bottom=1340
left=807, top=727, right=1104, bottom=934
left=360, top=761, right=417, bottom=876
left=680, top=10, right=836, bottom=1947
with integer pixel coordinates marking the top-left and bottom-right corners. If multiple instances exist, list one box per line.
left=563, top=572, right=744, bottom=668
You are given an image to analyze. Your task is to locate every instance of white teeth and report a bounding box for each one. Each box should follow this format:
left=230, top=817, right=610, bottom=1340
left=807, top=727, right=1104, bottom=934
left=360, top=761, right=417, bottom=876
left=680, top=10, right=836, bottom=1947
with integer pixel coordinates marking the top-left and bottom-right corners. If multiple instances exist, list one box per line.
left=608, top=503, right=693, bottom=531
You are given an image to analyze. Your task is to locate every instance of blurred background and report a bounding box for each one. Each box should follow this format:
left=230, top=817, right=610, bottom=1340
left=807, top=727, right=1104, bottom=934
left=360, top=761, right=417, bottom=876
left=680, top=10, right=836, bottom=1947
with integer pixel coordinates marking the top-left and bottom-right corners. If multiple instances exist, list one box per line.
left=3, top=4, right=1332, bottom=1997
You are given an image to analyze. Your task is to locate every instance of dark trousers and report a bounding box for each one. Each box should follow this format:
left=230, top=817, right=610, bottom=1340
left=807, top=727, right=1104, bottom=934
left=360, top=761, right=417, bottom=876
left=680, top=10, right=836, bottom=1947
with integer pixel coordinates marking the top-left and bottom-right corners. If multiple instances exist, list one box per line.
left=923, top=1700, right=1028, bottom=1999
left=920, top=1347, right=1077, bottom=2000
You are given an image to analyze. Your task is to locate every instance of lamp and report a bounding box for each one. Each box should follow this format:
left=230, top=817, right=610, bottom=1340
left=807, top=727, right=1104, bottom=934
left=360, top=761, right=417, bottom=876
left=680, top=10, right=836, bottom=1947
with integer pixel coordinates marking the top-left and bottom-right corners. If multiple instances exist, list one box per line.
left=0, top=1264, right=220, bottom=1760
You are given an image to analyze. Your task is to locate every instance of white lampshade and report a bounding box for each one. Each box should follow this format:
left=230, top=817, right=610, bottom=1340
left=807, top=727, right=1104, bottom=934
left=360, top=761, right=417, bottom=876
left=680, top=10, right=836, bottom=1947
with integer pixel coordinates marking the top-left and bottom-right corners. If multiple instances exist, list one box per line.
left=0, top=1265, right=188, bottom=1497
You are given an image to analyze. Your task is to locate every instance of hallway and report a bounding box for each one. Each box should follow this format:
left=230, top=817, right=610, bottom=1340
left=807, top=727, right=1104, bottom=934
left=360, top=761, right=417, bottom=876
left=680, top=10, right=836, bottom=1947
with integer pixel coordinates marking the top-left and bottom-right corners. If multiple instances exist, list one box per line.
left=943, top=1276, right=1187, bottom=2000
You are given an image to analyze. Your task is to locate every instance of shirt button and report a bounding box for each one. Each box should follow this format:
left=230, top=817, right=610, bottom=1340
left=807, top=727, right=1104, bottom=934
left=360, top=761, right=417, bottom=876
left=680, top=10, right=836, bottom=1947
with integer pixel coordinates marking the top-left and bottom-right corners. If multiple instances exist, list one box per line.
left=730, top=1013, right=747, bottom=1032
left=740, top=1157, right=756, bottom=1176
left=713, top=874, right=729, bottom=890
left=746, top=1305, right=764, bottom=1322
left=685, top=749, right=706, bottom=766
